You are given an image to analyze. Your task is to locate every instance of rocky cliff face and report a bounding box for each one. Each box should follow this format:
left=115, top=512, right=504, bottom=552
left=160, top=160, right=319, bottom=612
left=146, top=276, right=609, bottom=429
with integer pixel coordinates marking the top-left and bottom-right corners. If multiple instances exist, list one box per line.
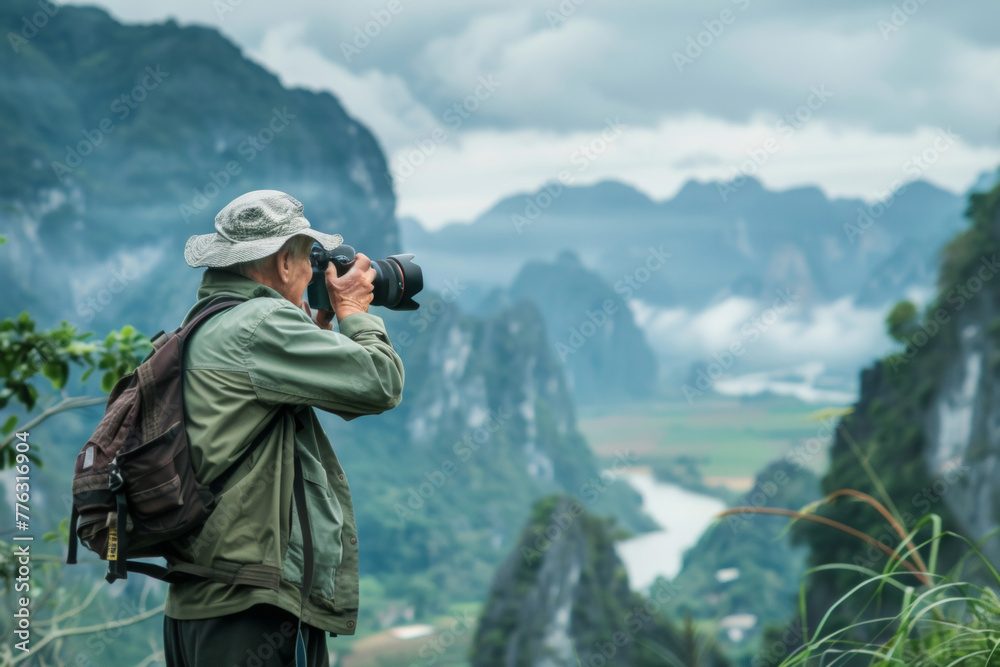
left=505, top=251, right=658, bottom=405
left=471, top=495, right=731, bottom=666
left=921, top=280, right=1000, bottom=562
left=332, top=298, right=653, bottom=605
left=0, top=0, right=397, bottom=334
left=794, top=175, right=1000, bottom=631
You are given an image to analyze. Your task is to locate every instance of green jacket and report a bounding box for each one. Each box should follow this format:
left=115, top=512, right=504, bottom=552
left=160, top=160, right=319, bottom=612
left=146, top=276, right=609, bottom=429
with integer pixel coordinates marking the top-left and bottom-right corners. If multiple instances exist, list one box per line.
left=163, top=268, right=404, bottom=635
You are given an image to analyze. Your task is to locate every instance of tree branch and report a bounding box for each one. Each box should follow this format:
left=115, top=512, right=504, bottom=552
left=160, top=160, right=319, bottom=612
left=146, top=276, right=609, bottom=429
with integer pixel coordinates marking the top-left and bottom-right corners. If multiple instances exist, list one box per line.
left=0, top=395, right=106, bottom=451
left=12, top=603, right=165, bottom=665
left=136, top=649, right=166, bottom=667
left=33, top=582, right=103, bottom=628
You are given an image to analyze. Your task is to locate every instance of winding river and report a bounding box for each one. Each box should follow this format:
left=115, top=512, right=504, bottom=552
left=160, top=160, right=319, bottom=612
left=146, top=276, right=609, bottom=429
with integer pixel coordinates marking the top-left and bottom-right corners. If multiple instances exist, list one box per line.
left=614, top=468, right=728, bottom=591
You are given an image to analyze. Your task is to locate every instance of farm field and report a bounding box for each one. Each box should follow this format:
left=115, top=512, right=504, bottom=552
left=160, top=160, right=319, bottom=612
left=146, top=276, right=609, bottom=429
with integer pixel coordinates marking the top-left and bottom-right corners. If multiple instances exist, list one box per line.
left=577, top=395, right=844, bottom=489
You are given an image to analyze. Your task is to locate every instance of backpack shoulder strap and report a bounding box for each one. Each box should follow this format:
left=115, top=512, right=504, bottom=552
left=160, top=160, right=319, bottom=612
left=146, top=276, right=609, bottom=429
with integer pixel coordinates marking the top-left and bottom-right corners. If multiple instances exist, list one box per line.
left=143, top=297, right=247, bottom=363
left=170, top=297, right=249, bottom=346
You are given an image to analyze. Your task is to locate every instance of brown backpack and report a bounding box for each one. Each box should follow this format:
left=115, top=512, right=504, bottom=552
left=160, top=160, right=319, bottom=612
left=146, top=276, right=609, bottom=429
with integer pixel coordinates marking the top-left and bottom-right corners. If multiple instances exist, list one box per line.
left=67, top=298, right=288, bottom=583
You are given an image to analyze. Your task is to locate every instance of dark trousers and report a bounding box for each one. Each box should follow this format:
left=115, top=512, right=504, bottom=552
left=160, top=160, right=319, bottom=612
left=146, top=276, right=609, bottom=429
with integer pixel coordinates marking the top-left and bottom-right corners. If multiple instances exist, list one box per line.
left=164, top=604, right=330, bottom=667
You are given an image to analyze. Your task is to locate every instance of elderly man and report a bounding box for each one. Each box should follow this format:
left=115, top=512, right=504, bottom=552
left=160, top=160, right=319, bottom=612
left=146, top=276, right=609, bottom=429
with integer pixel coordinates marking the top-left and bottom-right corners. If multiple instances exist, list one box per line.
left=163, top=190, right=404, bottom=666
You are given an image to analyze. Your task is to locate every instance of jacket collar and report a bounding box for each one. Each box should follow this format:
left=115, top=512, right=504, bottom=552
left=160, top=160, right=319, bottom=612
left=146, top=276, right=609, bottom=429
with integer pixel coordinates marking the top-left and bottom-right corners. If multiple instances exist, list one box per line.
left=182, top=268, right=286, bottom=326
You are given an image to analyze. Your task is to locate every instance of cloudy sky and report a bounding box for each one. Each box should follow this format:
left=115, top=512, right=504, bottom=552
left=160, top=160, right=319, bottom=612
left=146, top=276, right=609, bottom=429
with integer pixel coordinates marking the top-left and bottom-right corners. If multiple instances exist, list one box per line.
left=88, top=0, right=1000, bottom=229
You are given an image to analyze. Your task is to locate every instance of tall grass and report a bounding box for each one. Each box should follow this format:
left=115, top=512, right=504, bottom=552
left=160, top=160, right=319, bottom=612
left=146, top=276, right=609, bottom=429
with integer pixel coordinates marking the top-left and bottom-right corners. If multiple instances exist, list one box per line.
left=720, top=492, right=1000, bottom=666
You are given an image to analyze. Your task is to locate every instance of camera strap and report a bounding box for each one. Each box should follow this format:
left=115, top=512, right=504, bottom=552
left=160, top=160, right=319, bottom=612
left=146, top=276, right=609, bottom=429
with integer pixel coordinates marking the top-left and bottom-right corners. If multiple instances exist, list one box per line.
left=291, top=409, right=314, bottom=667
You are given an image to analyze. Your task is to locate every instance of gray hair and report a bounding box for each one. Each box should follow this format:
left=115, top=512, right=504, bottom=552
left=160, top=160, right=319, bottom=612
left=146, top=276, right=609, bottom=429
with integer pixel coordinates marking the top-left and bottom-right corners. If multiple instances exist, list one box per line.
left=228, top=234, right=315, bottom=278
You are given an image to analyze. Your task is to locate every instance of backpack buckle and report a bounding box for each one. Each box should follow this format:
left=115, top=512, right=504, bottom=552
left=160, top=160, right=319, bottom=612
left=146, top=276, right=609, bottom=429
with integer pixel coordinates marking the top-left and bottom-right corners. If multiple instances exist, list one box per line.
left=150, top=330, right=171, bottom=350
left=108, top=461, right=124, bottom=492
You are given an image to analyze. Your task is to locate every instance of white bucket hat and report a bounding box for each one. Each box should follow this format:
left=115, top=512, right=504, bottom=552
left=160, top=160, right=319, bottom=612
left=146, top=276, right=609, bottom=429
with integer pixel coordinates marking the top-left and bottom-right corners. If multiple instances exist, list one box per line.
left=184, top=190, right=343, bottom=268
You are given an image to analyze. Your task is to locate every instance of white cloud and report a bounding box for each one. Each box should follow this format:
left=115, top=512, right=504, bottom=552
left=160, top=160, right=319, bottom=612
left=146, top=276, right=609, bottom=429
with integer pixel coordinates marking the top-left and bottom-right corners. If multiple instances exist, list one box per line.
left=419, top=10, right=535, bottom=90
left=86, top=0, right=1000, bottom=143
left=394, top=115, right=1000, bottom=228
left=84, top=1, right=1000, bottom=230
left=631, top=295, right=905, bottom=402
left=631, top=295, right=895, bottom=375
left=248, top=22, right=439, bottom=154
left=713, top=364, right=859, bottom=405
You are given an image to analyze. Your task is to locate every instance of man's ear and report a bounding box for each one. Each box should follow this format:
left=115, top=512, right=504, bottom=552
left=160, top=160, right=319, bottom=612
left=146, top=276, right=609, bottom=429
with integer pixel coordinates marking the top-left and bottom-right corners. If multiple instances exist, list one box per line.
left=275, top=247, right=292, bottom=284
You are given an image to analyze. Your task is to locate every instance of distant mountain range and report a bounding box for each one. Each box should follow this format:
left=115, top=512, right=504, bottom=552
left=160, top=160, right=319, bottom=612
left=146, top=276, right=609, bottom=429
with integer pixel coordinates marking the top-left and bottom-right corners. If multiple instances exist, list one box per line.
left=400, top=176, right=979, bottom=401
left=401, top=176, right=970, bottom=311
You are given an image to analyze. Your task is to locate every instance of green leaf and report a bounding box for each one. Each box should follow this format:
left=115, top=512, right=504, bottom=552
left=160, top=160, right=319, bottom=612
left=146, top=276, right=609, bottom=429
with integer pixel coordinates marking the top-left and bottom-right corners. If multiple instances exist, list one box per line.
left=80, top=367, right=94, bottom=382
left=15, top=384, right=36, bottom=411
left=41, top=360, right=69, bottom=389
left=120, top=325, right=135, bottom=339
left=65, top=341, right=98, bottom=356
left=101, top=370, right=116, bottom=393
left=1, top=415, right=17, bottom=436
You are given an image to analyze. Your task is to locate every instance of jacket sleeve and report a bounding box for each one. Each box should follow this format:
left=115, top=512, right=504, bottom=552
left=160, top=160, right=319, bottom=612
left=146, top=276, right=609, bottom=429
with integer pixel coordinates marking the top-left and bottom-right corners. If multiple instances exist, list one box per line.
left=247, top=303, right=404, bottom=418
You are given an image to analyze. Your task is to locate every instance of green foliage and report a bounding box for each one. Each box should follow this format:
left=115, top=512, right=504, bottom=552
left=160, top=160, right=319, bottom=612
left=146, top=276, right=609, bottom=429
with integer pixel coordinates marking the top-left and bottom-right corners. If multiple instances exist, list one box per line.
left=780, top=524, right=1000, bottom=666
left=0, top=312, right=150, bottom=468
left=936, top=182, right=1000, bottom=299
left=670, top=459, right=819, bottom=663
left=789, top=176, right=1000, bottom=655
left=471, top=494, right=731, bottom=666
left=885, top=300, right=919, bottom=343
left=95, top=324, right=149, bottom=392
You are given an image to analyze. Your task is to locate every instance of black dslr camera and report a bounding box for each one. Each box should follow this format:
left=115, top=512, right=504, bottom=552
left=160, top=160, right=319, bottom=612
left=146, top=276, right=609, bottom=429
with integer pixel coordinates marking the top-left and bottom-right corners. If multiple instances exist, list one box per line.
left=306, top=244, right=423, bottom=311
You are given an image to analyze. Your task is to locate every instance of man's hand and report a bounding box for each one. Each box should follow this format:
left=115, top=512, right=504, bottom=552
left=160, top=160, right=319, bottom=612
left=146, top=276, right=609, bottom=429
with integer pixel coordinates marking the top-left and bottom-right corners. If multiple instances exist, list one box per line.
left=325, top=253, right=376, bottom=320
